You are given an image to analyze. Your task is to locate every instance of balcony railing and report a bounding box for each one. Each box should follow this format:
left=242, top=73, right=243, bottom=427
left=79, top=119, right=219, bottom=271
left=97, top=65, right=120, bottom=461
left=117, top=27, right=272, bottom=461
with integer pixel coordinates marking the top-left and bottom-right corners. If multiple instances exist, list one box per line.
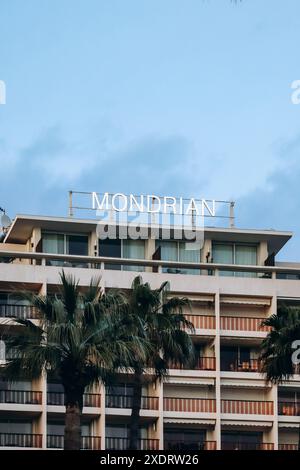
left=0, top=249, right=291, bottom=278
left=165, top=440, right=217, bottom=451
left=0, top=304, right=39, bottom=320
left=164, top=397, right=216, bottom=413
left=220, top=316, right=271, bottom=332
left=0, top=389, right=42, bottom=405
left=221, top=358, right=261, bottom=372
left=185, top=314, right=216, bottom=330
left=221, top=399, right=274, bottom=415
left=278, top=443, right=299, bottom=450
left=278, top=401, right=300, bottom=416
left=0, top=433, right=42, bottom=448
left=170, top=356, right=216, bottom=371
left=105, top=437, right=159, bottom=450
left=222, top=442, right=274, bottom=450
left=47, top=391, right=101, bottom=407
left=105, top=394, right=159, bottom=410
left=47, top=435, right=101, bottom=449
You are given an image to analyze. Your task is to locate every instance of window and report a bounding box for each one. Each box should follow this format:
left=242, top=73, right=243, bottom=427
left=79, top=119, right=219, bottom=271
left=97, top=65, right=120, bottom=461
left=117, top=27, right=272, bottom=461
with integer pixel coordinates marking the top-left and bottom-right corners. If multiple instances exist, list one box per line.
left=164, top=429, right=205, bottom=451
left=212, top=242, right=257, bottom=277
left=156, top=240, right=200, bottom=274
left=220, top=346, right=251, bottom=371
left=42, top=232, right=88, bottom=266
left=98, top=239, right=145, bottom=271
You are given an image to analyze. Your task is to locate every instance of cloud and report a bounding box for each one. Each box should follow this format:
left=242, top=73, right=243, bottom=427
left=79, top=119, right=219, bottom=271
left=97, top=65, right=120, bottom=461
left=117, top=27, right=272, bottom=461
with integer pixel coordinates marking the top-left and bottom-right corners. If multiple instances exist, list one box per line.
left=238, top=133, right=300, bottom=260
left=0, top=127, right=211, bottom=218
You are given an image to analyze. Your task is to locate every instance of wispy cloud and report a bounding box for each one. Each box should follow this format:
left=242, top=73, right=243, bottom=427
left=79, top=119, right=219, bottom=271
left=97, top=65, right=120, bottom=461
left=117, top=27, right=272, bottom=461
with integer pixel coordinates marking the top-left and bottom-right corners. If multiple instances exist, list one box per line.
left=238, top=133, right=300, bottom=260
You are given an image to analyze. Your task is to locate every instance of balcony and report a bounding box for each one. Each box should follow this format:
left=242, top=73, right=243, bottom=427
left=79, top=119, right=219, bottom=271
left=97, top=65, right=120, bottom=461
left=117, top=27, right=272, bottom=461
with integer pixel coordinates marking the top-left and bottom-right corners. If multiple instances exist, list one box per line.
left=278, top=401, right=300, bottom=416
left=0, top=389, right=42, bottom=405
left=0, top=433, right=42, bottom=448
left=222, top=358, right=261, bottom=373
left=47, top=391, right=101, bottom=407
left=164, top=397, right=216, bottom=413
left=185, top=315, right=216, bottom=330
left=165, top=439, right=217, bottom=451
left=170, top=356, right=216, bottom=371
left=105, top=394, right=159, bottom=410
left=221, top=399, right=274, bottom=415
left=278, top=443, right=299, bottom=450
left=220, top=316, right=271, bottom=332
left=1, top=249, right=300, bottom=282
left=221, top=442, right=274, bottom=450
left=47, top=435, right=101, bottom=449
left=0, top=304, right=39, bottom=320
left=105, top=437, right=159, bottom=450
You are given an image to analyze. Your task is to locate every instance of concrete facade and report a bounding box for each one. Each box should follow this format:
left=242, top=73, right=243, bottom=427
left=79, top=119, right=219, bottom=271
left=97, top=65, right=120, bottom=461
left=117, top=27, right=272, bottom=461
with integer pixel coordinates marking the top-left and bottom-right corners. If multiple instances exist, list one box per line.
left=0, top=214, right=299, bottom=450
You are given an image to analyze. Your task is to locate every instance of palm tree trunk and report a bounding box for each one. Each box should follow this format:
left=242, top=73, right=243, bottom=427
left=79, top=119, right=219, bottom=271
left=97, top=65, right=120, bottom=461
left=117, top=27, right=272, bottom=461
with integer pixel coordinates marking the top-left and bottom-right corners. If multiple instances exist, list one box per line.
left=64, top=391, right=83, bottom=450
left=129, top=368, right=142, bottom=450
left=64, top=402, right=81, bottom=450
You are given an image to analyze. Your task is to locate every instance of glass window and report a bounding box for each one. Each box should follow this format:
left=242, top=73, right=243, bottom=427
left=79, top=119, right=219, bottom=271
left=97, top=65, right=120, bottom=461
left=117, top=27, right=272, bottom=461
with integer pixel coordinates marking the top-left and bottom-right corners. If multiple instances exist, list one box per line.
left=156, top=240, right=201, bottom=274
left=42, top=234, right=64, bottom=254
left=123, top=240, right=145, bottom=272
left=235, top=245, right=257, bottom=278
left=99, top=239, right=121, bottom=270
left=212, top=243, right=233, bottom=277
left=178, top=242, right=200, bottom=274
left=99, top=239, right=121, bottom=258
left=212, top=244, right=233, bottom=264
left=0, top=420, right=32, bottom=433
left=212, top=243, right=257, bottom=277
left=157, top=241, right=177, bottom=261
left=67, top=235, right=88, bottom=256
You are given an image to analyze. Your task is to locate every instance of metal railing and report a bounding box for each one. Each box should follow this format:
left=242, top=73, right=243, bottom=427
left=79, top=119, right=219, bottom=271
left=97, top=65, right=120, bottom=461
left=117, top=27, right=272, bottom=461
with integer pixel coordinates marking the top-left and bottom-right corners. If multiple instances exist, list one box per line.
left=1, top=249, right=300, bottom=279
left=105, top=437, right=159, bottom=450
left=47, top=435, right=101, bottom=449
left=221, top=399, right=274, bottom=415
left=105, top=394, right=159, bottom=410
left=164, top=397, right=216, bottom=413
left=221, top=442, right=274, bottom=450
left=0, top=433, right=42, bottom=448
left=0, top=304, right=39, bottom=319
left=278, top=401, right=300, bottom=416
left=170, top=356, right=216, bottom=371
left=185, top=315, right=216, bottom=330
left=220, top=316, right=271, bottom=332
left=278, top=443, right=299, bottom=450
left=0, top=389, right=42, bottom=405
left=47, top=391, right=101, bottom=407
left=165, top=440, right=217, bottom=450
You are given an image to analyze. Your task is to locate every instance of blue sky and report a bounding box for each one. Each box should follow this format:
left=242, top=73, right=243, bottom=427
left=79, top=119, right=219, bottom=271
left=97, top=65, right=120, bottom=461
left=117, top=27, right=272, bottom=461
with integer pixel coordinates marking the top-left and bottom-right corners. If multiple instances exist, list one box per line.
left=1, top=0, right=300, bottom=259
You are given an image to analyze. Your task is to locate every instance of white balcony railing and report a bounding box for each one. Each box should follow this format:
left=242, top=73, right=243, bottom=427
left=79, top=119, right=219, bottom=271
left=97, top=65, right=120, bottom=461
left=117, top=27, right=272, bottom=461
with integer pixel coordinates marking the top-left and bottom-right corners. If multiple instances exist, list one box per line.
left=1, top=249, right=300, bottom=279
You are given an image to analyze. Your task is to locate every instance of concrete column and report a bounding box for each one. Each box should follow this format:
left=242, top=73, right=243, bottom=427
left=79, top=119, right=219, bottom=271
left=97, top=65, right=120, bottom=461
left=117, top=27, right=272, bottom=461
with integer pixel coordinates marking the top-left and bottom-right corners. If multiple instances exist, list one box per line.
left=40, top=370, right=48, bottom=449
left=145, top=239, right=156, bottom=272
left=214, top=291, right=221, bottom=450
left=99, top=383, right=106, bottom=449
left=258, top=241, right=268, bottom=266
left=157, top=380, right=164, bottom=449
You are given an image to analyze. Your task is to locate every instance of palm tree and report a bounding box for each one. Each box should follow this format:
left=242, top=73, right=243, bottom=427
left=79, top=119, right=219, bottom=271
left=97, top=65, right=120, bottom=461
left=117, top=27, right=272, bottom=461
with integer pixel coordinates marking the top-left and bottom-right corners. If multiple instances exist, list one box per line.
left=123, top=276, right=195, bottom=450
left=260, top=304, right=300, bottom=449
left=2, top=271, right=145, bottom=450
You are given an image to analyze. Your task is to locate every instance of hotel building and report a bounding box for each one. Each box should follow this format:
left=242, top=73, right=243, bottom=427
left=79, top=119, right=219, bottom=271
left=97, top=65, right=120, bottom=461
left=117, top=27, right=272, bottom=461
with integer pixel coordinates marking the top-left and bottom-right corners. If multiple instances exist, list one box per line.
left=0, top=211, right=299, bottom=451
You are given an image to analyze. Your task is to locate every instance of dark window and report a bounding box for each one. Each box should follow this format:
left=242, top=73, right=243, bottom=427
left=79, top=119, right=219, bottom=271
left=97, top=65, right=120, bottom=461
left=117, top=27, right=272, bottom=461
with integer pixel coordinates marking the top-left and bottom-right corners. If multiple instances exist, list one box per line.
left=164, top=430, right=205, bottom=450
left=99, top=239, right=121, bottom=270
left=67, top=235, right=88, bottom=256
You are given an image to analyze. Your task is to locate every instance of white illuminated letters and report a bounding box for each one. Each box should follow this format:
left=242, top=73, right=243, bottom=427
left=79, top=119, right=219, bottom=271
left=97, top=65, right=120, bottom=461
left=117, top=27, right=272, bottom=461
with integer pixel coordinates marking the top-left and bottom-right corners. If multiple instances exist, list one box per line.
left=92, top=191, right=216, bottom=216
